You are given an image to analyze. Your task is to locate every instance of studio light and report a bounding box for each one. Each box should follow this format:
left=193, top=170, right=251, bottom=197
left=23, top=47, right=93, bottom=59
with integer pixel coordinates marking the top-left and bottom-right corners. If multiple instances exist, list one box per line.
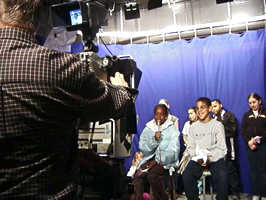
left=148, top=0, right=162, bottom=10
left=124, top=2, right=140, bottom=20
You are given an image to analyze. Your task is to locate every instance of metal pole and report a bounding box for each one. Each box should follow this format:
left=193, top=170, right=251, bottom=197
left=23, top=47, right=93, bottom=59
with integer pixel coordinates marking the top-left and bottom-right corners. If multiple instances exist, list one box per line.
left=227, top=2, right=232, bottom=20
left=264, top=0, right=266, bottom=28
left=264, top=0, right=266, bottom=15
left=120, top=6, right=124, bottom=32
left=190, top=0, right=194, bottom=25
left=184, top=0, right=188, bottom=25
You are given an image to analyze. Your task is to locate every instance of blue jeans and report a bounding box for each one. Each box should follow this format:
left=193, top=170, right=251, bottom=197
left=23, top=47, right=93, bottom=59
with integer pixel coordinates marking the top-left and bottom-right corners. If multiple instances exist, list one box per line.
left=182, top=158, right=228, bottom=200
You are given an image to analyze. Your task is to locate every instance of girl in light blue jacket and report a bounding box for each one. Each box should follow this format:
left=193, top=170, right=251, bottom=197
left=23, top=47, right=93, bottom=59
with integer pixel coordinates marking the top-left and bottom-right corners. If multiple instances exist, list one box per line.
left=132, top=104, right=180, bottom=200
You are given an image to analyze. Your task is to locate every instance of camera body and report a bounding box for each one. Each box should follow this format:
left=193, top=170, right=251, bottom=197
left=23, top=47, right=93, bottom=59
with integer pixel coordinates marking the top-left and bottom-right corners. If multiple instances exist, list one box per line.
left=77, top=53, right=141, bottom=157
left=79, top=51, right=112, bottom=77
left=79, top=52, right=141, bottom=89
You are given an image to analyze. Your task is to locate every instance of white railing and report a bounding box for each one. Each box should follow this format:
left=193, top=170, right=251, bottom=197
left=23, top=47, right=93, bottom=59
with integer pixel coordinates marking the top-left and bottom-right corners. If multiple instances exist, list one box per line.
left=96, top=15, right=266, bottom=44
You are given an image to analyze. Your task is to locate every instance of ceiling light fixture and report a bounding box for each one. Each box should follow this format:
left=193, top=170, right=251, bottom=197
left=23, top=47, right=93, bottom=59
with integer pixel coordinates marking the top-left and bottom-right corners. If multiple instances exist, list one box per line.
left=124, top=2, right=140, bottom=20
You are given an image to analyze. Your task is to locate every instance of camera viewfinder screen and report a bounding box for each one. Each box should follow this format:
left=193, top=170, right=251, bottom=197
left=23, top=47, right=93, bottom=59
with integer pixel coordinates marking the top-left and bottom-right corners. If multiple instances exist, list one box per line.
left=70, top=9, right=82, bottom=26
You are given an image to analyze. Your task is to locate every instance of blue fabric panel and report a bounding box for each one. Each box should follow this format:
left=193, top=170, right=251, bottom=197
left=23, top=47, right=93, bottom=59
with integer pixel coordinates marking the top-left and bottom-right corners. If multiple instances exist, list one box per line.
left=71, top=42, right=84, bottom=53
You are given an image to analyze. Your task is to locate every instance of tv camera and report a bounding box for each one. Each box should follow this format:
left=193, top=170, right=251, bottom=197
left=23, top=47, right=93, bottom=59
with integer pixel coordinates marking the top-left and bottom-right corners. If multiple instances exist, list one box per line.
left=50, top=0, right=142, bottom=157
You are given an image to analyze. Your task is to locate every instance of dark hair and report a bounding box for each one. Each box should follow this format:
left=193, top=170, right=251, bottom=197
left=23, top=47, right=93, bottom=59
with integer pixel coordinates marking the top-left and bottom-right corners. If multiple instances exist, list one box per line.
left=0, top=0, right=42, bottom=30
left=212, top=99, right=221, bottom=104
left=154, top=104, right=169, bottom=115
left=248, top=92, right=263, bottom=112
left=248, top=93, right=262, bottom=102
left=187, top=106, right=197, bottom=124
left=187, top=106, right=196, bottom=113
left=196, top=97, right=212, bottom=107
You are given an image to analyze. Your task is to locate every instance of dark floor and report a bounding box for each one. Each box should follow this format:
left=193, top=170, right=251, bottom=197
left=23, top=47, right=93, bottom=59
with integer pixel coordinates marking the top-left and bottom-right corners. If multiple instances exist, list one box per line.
left=176, top=194, right=266, bottom=200
left=80, top=189, right=266, bottom=200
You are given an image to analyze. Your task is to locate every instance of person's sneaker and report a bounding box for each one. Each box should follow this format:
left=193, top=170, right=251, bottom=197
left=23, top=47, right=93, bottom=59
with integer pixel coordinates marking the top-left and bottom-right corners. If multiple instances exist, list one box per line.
left=252, top=195, right=261, bottom=200
left=142, top=192, right=150, bottom=200
left=230, top=194, right=240, bottom=200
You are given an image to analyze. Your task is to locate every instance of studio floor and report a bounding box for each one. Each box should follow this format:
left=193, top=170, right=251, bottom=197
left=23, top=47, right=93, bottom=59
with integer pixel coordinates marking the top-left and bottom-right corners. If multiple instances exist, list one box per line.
left=81, top=192, right=266, bottom=200
left=175, top=194, right=266, bottom=200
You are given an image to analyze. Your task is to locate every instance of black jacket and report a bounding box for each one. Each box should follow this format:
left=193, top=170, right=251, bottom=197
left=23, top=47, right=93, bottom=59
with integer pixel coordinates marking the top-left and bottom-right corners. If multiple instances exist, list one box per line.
left=241, top=108, right=266, bottom=143
left=215, top=109, right=238, bottom=160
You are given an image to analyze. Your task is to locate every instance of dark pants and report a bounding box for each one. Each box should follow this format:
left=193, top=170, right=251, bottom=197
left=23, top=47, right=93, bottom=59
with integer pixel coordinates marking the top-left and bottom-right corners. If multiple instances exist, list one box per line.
left=246, top=141, right=266, bottom=197
left=182, top=158, right=228, bottom=200
left=132, top=164, right=168, bottom=200
left=226, top=159, right=241, bottom=195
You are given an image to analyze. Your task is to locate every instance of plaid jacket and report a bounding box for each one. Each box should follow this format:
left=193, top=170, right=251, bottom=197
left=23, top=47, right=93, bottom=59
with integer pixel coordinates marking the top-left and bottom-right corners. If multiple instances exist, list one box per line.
left=0, top=27, right=136, bottom=200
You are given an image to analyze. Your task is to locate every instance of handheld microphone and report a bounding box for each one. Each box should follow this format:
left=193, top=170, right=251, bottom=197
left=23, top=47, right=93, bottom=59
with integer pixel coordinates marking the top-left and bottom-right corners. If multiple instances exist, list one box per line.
left=156, top=120, right=162, bottom=164
left=156, top=120, right=161, bottom=131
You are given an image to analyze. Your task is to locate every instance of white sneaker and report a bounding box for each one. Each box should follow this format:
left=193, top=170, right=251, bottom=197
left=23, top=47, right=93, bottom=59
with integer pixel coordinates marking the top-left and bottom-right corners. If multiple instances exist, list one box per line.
left=252, top=195, right=261, bottom=200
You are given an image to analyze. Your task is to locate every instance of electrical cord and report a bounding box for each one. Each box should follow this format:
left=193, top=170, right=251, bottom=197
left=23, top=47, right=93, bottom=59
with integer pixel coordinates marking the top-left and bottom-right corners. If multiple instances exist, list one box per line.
left=99, top=36, right=114, bottom=57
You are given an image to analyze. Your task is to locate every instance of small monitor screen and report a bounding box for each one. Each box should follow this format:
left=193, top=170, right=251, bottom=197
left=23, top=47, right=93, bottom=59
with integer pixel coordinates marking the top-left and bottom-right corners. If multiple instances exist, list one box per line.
left=70, top=9, right=82, bottom=26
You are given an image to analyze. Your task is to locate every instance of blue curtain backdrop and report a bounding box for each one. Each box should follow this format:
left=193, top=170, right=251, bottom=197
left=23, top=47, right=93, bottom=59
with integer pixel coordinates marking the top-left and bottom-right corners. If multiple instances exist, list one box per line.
left=73, top=29, right=266, bottom=193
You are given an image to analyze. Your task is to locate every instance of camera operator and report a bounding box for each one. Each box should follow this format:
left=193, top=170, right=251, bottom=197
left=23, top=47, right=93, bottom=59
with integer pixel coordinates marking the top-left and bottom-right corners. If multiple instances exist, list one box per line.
left=0, top=1, right=137, bottom=200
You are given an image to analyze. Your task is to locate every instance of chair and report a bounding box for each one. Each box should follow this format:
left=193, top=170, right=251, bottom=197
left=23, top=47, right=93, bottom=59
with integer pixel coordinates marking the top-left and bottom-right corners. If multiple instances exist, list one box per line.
left=200, top=169, right=214, bottom=200
left=168, top=167, right=177, bottom=200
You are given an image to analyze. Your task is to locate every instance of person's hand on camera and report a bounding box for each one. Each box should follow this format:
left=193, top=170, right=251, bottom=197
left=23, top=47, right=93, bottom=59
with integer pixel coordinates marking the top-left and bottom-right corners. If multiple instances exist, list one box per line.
left=110, top=72, right=128, bottom=87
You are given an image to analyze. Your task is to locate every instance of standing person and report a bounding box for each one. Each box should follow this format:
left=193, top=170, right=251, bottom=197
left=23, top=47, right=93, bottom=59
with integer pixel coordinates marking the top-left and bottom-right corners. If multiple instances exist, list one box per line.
left=0, top=1, right=137, bottom=199
left=158, top=98, right=179, bottom=129
left=211, top=99, right=241, bottom=200
left=182, top=97, right=228, bottom=200
left=133, top=104, right=180, bottom=200
left=241, top=93, right=266, bottom=200
left=182, top=107, right=198, bottom=145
